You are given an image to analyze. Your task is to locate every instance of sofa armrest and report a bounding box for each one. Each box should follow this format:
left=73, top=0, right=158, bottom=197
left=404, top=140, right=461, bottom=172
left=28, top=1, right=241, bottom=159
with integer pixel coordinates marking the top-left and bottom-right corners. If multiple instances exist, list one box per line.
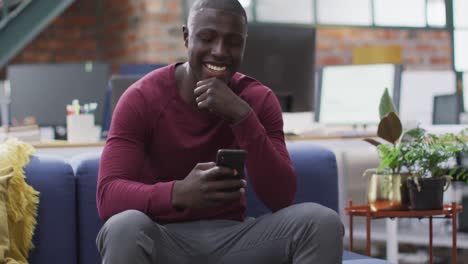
left=246, top=141, right=339, bottom=217
left=25, top=155, right=77, bottom=264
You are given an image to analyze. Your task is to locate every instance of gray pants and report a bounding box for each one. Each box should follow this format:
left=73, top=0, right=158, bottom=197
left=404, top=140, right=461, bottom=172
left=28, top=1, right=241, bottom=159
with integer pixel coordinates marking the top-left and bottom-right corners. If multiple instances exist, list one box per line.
left=96, top=203, right=343, bottom=264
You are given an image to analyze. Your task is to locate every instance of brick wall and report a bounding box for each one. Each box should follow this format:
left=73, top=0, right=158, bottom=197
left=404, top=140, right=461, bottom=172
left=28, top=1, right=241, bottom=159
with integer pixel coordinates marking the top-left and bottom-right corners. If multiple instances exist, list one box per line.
left=0, top=0, right=101, bottom=78
left=100, top=0, right=186, bottom=70
left=1, top=1, right=453, bottom=79
left=1, top=0, right=186, bottom=77
left=316, top=28, right=452, bottom=69
left=10, top=0, right=100, bottom=64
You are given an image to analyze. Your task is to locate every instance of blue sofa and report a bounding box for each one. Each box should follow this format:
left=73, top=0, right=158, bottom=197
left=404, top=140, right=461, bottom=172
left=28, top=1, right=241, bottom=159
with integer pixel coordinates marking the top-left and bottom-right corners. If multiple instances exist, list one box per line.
left=23, top=141, right=389, bottom=263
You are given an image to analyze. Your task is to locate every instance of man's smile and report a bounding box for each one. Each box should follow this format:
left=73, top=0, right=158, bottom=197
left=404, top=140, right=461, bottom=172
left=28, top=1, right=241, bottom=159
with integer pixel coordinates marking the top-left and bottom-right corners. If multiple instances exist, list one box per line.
left=204, top=63, right=228, bottom=75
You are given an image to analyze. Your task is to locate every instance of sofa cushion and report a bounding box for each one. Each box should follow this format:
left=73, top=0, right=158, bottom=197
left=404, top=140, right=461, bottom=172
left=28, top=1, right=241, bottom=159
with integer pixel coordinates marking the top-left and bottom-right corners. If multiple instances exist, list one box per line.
left=25, top=155, right=77, bottom=264
left=246, top=141, right=339, bottom=217
left=71, top=153, right=104, bottom=264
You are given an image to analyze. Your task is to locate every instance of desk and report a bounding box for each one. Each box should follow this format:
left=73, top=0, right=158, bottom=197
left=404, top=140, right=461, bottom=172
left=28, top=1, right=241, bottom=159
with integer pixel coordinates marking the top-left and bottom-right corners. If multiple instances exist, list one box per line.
left=285, top=133, right=376, bottom=141
left=345, top=201, right=463, bottom=264
left=33, top=140, right=105, bottom=148
left=33, top=140, right=105, bottom=159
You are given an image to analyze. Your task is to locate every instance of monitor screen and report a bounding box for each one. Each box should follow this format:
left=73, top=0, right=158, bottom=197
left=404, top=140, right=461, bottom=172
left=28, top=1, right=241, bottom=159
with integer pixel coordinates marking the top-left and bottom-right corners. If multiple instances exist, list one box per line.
left=119, top=64, right=166, bottom=75
left=0, top=81, right=8, bottom=126
left=315, top=64, right=401, bottom=125
left=400, top=70, right=456, bottom=125
left=239, top=24, right=315, bottom=112
left=464, top=72, right=468, bottom=112
left=110, top=75, right=142, bottom=114
left=7, top=63, right=109, bottom=126
left=433, top=93, right=460, bottom=124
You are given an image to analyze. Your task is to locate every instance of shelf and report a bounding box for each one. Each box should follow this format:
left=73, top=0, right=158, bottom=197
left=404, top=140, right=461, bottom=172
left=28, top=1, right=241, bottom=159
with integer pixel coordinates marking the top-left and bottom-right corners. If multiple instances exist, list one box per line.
left=345, top=204, right=462, bottom=219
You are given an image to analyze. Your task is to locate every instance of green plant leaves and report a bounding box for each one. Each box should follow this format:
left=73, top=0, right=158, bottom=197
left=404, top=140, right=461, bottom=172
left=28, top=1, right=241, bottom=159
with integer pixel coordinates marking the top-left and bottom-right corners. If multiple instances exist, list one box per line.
left=379, top=88, right=397, bottom=119
left=378, top=112, right=402, bottom=144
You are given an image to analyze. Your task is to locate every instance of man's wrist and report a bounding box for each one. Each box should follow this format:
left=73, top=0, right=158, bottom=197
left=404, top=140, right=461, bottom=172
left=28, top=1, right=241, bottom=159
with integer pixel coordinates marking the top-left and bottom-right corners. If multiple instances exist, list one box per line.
left=232, top=103, right=251, bottom=124
left=171, top=181, right=186, bottom=211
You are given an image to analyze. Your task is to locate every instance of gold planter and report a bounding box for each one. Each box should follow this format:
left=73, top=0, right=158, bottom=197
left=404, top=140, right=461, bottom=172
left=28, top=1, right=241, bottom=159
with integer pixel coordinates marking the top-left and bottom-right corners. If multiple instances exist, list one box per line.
left=367, top=173, right=410, bottom=212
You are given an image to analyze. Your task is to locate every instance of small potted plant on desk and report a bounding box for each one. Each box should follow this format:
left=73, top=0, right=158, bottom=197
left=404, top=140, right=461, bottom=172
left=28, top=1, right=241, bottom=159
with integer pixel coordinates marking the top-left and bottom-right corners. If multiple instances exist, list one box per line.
left=403, top=128, right=467, bottom=210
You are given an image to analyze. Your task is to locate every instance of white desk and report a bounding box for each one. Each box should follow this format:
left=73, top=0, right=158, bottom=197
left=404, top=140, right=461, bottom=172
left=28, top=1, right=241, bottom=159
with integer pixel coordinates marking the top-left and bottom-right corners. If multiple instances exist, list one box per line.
left=33, top=141, right=104, bottom=159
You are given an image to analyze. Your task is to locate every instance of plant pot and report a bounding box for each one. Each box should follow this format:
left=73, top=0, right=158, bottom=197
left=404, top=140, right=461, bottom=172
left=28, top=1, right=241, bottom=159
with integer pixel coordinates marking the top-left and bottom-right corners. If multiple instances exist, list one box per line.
left=367, top=173, right=410, bottom=212
left=407, top=177, right=447, bottom=210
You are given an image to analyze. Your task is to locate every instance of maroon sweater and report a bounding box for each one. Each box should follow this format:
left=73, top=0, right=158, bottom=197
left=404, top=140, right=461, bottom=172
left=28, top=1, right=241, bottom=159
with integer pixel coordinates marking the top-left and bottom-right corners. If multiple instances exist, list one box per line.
left=97, top=64, right=297, bottom=223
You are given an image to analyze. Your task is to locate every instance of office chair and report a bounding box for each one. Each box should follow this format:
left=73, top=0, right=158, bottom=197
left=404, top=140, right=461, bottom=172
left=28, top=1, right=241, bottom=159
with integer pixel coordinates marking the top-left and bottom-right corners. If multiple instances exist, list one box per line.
left=432, top=93, right=461, bottom=125
left=102, top=64, right=167, bottom=136
left=101, top=75, right=143, bottom=135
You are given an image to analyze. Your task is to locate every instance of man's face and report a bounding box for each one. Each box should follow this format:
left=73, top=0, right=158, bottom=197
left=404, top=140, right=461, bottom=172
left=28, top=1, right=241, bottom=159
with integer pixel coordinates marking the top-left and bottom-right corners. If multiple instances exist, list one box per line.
left=184, top=8, right=247, bottom=84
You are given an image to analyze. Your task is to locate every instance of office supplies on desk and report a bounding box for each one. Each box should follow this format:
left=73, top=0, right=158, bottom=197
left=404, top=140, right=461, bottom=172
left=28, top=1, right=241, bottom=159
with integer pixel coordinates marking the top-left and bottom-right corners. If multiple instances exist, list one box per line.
left=66, top=100, right=100, bottom=143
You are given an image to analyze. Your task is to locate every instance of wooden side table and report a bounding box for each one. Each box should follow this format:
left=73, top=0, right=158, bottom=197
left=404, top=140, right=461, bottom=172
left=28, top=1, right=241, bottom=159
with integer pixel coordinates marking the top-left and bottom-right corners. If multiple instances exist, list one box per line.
left=345, top=201, right=463, bottom=264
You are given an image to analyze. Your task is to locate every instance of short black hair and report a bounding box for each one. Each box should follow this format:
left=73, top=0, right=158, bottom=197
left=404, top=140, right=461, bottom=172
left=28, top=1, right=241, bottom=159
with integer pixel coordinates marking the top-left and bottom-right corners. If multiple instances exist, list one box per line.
left=188, top=0, right=248, bottom=26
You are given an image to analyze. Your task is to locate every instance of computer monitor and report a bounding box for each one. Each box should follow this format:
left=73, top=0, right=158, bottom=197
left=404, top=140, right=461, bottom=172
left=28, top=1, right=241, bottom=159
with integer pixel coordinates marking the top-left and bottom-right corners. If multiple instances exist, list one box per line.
left=400, top=70, right=456, bottom=126
left=432, top=93, right=461, bottom=124
left=464, top=72, right=468, bottom=112
left=239, top=24, right=315, bottom=112
left=0, top=81, right=8, bottom=126
left=315, top=64, right=402, bottom=125
left=119, top=64, right=166, bottom=75
left=7, top=63, right=109, bottom=126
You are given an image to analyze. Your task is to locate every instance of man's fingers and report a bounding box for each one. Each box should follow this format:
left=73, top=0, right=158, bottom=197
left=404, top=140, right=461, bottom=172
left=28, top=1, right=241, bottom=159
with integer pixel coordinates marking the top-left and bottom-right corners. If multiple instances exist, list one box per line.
left=196, top=77, right=216, bottom=87
left=195, top=162, right=216, bottom=170
left=194, top=83, right=210, bottom=96
left=204, top=179, right=245, bottom=192
left=203, top=166, right=236, bottom=180
left=196, top=92, right=209, bottom=104
left=204, top=189, right=244, bottom=202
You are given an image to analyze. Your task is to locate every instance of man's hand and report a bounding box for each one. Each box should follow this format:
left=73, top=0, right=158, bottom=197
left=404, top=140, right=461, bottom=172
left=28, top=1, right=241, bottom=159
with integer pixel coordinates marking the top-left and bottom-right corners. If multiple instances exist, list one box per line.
left=172, top=162, right=246, bottom=210
left=194, top=78, right=251, bottom=123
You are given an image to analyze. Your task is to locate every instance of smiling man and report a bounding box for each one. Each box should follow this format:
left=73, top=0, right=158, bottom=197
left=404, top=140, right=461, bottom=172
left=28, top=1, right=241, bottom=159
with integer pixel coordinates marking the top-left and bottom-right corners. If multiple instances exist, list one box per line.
left=96, top=0, right=343, bottom=263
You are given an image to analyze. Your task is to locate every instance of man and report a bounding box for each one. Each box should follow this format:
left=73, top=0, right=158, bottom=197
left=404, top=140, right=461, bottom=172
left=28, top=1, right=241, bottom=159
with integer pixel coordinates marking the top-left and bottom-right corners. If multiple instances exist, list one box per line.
left=96, top=0, right=343, bottom=263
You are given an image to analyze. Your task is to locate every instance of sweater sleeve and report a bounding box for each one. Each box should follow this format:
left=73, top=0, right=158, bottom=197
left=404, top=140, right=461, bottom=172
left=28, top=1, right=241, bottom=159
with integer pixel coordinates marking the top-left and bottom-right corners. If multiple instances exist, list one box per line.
left=230, top=90, right=297, bottom=212
left=96, top=86, right=182, bottom=221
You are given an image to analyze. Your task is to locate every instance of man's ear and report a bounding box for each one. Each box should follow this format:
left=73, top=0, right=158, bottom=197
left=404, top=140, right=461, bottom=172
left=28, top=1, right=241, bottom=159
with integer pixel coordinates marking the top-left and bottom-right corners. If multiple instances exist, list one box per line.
left=182, top=25, right=189, bottom=48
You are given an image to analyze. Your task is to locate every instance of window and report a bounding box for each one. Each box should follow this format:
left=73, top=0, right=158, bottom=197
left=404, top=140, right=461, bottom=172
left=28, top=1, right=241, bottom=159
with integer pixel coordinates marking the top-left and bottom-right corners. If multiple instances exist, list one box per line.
left=464, top=72, right=468, bottom=111
left=256, top=0, right=314, bottom=24
left=455, top=30, right=468, bottom=72
left=454, top=0, right=468, bottom=28
left=374, top=0, right=426, bottom=27
left=184, top=0, right=448, bottom=28
left=185, top=0, right=253, bottom=21
left=317, top=0, right=372, bottom=26
left=454, top=0, right=468, bottom=72
left=427, top=0, right=446, bottom=27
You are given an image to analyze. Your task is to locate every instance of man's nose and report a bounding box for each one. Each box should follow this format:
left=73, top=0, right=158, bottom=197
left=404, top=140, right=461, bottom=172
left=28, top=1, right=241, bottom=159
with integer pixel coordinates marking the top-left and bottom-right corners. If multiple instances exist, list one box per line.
left=211, top=39, right=227, bottom=57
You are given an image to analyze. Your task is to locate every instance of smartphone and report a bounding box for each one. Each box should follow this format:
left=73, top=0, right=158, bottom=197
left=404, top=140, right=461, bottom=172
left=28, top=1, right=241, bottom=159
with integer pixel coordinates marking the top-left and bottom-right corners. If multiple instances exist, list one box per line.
left=216, top=149, right=247, bottom=177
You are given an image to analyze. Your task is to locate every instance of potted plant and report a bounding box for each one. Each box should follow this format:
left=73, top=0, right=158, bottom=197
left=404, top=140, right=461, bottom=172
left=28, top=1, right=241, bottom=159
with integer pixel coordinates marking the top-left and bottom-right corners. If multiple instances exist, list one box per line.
left=363, top=88, right=410, bottom=212
left=404, top=128, right=467, bottom=210
left=364, top=88, right=468, bottom=211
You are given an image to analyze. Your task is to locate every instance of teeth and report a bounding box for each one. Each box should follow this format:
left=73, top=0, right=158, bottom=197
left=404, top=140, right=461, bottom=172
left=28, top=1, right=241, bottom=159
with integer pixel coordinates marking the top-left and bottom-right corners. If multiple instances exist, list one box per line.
left=206, top=64, right=226, bottom=72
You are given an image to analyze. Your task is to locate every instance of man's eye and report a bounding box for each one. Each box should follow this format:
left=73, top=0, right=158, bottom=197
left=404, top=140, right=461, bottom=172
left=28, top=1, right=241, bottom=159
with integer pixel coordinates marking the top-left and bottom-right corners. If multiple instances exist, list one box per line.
left=198, top=34, right=213, bottom=42
left=227, top=37, right=243, bottom=46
